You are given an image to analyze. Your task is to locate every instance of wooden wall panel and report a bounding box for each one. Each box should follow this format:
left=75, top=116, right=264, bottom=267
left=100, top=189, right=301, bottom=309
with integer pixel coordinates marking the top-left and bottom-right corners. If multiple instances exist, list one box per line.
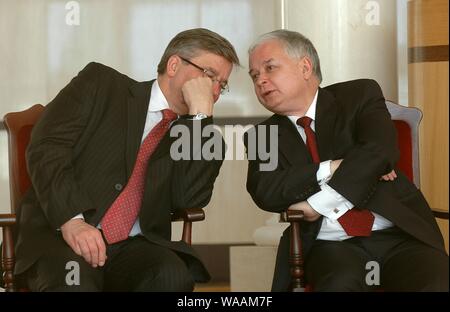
left=408, top=0, right=449, bottom=252
left=408, top=62, right=449, bottom=252
left=408, top=0, right=449, bottom=47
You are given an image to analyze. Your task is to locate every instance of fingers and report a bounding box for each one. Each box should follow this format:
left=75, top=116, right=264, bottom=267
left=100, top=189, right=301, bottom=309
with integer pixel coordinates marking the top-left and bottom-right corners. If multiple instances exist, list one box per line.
left=61, top=220, right=106, bottom=268
left=380, top=170, right=397, bottom=181
left=77, top=239, right=92, bottom=265
left=87, top=236, right=100, bottom=267
left=65, top=235, right=82, bottom=257
left=81, top=231, right=106, bottom=268
left=95, top=234, right=107, bottom=267
left=182, top=77, right=214, bottom=115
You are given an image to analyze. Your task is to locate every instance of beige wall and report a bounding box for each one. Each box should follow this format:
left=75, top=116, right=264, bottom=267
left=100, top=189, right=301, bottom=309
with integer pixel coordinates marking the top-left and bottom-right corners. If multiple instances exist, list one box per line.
left=283, top=0, right=398, bottom=101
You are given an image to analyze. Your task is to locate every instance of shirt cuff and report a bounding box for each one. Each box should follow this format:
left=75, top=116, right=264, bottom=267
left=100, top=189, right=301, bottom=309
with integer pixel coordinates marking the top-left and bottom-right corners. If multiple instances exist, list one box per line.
left=56, top=213, right=84, bottom=231
left=307, top=183, right=354, bottom=220
left=72, top=213, right=85, bottom=220
left=316, top=160, right=332, bottom=185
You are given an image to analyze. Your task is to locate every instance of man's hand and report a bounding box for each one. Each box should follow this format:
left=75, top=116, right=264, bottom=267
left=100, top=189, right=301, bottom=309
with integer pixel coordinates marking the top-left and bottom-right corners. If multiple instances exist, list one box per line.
left=182, top=77, right=214, bottom=116
left=380, top=169, right=397, bottom=181
left=60, top=219, right=107, bottom=268
left=288, top=201, right=321, bottom=222
left=330, top=159, right=343, bottom=176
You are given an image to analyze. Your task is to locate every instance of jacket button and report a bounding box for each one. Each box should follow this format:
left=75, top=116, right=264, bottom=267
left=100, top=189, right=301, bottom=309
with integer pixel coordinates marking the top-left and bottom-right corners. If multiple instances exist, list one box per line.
left=115, top=183, right=123, bottom=191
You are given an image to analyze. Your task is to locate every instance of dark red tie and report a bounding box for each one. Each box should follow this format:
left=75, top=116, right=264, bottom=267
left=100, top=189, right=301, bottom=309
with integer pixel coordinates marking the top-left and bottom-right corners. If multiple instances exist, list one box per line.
left=296, top=116, right=374, bottom=237
left=101, top=109, right=177, bottom=244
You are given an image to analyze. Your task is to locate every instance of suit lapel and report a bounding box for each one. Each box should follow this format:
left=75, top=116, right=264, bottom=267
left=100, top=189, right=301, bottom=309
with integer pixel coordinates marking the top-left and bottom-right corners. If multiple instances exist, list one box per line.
left=276, top=115, right=311, bottom=166
left=315, top=87, right=338, bottom=161
left=126, top=80, right=154, bottom=177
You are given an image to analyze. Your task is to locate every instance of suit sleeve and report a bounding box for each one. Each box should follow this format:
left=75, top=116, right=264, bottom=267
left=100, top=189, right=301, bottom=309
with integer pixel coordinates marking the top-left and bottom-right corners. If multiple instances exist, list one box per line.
left=170, top=118, right=224, bottom=211
left=26, top=62, right=102, bottom=229
left=244, top=127, right=320, bottom=213
left=328, top=80, right=399, bottom=208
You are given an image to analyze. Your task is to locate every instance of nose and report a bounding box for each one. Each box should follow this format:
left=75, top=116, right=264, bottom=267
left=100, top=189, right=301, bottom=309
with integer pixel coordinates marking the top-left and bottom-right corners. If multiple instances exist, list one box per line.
left=256, top=73, right=268, bottom=87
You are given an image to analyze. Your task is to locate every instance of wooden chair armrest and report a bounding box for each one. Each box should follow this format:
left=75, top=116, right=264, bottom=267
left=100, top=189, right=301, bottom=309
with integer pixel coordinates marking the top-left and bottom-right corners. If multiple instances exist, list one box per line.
left=171, top=208, right=205, bottom=223
left=431, top=208, right=449, bottom=220
left=171, top=208, right=205, bottom=245
left=280, top=209, right=304, bottom=223
left=0, top=213, right=16, bottom=226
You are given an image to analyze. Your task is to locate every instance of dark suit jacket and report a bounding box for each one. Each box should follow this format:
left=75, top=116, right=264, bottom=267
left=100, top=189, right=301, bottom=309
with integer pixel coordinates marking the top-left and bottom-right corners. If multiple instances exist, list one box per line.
left=244, top=79, right=445, bottom=291
left=14, top=62, right=223, bottom=282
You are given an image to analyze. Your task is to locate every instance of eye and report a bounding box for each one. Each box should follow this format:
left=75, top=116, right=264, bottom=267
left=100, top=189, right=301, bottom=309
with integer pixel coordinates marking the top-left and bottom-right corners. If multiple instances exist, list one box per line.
left=266, top=64, right=276, bottom=71
left=205, top=70, right=216, bottom=79
left=250, top=73, right=259, bottom=82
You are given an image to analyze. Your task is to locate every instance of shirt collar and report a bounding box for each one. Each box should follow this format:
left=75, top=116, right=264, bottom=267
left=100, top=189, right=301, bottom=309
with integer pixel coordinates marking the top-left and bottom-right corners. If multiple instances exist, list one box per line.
left=287, top=89, right=319, bottom=125
left=148, top=79, right=170, bottom=113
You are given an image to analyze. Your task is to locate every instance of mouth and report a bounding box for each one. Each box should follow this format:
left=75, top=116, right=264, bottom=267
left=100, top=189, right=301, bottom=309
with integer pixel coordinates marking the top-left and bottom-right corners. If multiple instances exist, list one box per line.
left=262, top=89, right=276, bottom=97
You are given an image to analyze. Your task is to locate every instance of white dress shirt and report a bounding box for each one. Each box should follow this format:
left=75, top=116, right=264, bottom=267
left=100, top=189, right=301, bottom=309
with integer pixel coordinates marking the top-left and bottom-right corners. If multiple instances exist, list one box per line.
left=72, top=79, right=174, bottom=237
left=287, top=90, right=393, bottom=241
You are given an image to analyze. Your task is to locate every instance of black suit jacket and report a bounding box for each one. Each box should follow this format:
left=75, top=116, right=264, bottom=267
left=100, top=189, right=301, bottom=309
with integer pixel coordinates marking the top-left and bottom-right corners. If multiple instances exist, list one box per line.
left=244, top=79, right=445, bottom=291
left=14, top=62, right=223, bottom=282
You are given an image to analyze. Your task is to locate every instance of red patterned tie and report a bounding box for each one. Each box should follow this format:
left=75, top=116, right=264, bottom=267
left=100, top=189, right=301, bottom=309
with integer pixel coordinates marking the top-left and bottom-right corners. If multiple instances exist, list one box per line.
left=101, top=109, right=177, bottom=244
left=296, top=116, right=374, bottom=237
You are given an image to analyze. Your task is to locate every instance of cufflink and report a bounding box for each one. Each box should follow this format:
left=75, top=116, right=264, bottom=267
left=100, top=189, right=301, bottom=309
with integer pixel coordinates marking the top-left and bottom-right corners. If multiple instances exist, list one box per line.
left=333, top=208, right=340, bottom=214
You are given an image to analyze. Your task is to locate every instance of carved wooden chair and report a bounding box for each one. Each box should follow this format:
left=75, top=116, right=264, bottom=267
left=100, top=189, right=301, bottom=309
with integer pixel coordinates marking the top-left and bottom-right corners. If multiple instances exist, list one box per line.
left=281, top=101, right=449, bottom=291
left=0, top=104, right=205, bottom=292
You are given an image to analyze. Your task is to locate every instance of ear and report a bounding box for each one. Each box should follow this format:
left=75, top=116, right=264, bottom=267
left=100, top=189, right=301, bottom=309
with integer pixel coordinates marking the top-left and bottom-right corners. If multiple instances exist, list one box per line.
left=300, top=57, right=314, bottom=80
left=166, top=55, right=180, bottom=78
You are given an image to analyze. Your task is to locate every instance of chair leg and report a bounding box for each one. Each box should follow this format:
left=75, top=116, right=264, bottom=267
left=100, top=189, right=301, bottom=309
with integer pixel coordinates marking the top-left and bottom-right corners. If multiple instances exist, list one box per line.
left=2, top=226, right=16, bottom=292
left=289, top=221, right=305, bottom=292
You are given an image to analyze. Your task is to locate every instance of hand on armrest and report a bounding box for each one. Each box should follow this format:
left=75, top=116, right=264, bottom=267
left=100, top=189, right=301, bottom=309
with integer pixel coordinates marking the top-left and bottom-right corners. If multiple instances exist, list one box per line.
left=288, top=201, right=320, bottom=222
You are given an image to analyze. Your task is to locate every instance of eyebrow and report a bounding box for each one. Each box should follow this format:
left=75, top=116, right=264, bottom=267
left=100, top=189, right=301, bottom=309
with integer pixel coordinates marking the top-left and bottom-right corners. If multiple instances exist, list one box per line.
left=248, top=58, right=275, bottom=75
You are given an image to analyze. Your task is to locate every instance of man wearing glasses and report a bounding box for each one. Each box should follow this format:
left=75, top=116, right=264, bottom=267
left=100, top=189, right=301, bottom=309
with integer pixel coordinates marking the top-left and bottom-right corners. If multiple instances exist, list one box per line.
left=14, top=28, right=239, bottom=291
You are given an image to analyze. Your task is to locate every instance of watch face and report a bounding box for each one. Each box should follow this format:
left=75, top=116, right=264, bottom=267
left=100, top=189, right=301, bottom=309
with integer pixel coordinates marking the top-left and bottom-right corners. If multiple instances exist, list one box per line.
left=196, top=113, right=208, bottom=120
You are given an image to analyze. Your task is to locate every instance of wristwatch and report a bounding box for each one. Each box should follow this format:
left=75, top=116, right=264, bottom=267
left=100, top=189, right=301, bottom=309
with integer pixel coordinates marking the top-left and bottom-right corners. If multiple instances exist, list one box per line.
left=187, top=112, right=208, bottom=120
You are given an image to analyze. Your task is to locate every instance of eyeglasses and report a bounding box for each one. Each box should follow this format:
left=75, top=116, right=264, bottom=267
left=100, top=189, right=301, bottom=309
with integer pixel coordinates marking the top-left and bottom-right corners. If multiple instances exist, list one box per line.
left=179, top=56, right=229, bottom=95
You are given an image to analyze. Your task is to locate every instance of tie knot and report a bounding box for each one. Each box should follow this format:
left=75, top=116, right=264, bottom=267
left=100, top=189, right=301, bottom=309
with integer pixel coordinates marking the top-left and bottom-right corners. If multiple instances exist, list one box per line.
left=296, top=116, right=313, bottom=128
left=162, top=109, right=178, bottom=122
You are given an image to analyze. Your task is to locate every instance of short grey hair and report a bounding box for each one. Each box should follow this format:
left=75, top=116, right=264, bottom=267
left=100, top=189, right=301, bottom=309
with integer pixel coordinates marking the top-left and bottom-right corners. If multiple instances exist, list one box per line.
left=249, top=29, right=322, bottom=83
left=158, top=28, right=240, bottom=74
